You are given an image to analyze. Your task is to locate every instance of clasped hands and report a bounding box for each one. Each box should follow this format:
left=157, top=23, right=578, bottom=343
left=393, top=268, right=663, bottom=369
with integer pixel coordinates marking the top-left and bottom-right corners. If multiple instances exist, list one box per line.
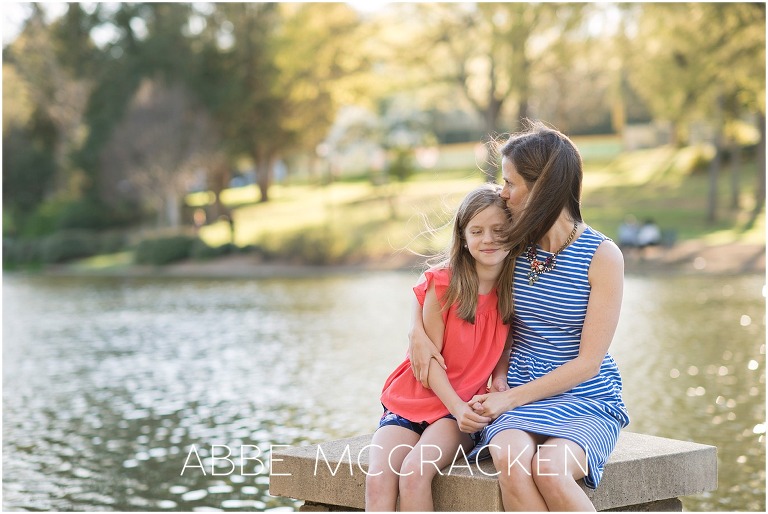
left=411, top=352, right=512, bottom=433
left=451, top=377, right=512, bottom=433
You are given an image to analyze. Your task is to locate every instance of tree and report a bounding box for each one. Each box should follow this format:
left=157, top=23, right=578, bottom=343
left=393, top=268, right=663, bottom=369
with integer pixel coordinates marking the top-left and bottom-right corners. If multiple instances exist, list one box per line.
left=274, top=2, right=369, bottom=180
left=383, top=3, right=589, bottom=137
left=4, top=5, right=94, bottom=203
left=195, top=3, right=285, bottom=203
left=99, top=78, right=220, bottom=227
left=77, top=2, right=203, bottom=212
left=627, top=3, right=765, bottom=221
left=193, top=3, right=371, bottom=201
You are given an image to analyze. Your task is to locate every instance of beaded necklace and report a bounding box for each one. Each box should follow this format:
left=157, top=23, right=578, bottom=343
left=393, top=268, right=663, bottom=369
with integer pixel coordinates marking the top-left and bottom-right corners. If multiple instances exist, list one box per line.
left=525, top=221, right=579, bottom=285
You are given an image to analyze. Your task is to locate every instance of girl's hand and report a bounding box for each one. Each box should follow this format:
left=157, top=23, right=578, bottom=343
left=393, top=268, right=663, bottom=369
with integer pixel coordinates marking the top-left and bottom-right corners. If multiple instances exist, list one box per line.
left=409, top=331, right=445, bottom=389
left=490, top=376, right=509, bottom=392
left=451, top=403, right=492, bottom=433
left=469, top=390, right=515, bottom=420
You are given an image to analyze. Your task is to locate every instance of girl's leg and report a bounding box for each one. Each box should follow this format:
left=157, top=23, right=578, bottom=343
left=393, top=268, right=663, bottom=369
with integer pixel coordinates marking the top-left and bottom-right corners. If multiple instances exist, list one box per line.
left=366, top=425, right=420, bottom=511
left=532, top=437, right=595, bottom=512
left=488, top=429, right=549, bottom=511
left=397, top=418, right=473, bottom=512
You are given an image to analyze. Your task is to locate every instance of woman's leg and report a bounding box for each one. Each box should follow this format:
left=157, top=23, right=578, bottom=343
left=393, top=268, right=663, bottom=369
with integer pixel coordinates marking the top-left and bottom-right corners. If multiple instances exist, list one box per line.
left=397, top=418, right=473, bottom=512
left=488, top=429, right=549, bottom=511
left=366, top=425, right=420, bottom=511
left=532, top=437, right=595, bottom=512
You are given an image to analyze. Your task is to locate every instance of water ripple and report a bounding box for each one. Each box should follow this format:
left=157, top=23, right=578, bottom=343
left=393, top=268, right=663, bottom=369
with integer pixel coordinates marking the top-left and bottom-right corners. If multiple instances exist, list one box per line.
left=3, top=273, right=764, bottom=511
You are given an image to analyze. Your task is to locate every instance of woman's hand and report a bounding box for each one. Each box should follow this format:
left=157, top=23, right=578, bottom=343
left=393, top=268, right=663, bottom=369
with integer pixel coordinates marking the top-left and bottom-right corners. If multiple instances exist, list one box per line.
left=451, top=403, right=492, bottom=433
left=408, top=329, right=445, bottom=389
left=469, top=390, right=516, bottom=420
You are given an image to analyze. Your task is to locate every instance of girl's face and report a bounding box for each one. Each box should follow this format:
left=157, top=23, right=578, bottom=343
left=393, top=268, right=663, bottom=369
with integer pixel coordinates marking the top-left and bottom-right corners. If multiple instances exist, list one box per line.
left=463, top=204, right=511, bottom=270
left=500, top=157, right=530, bottom=217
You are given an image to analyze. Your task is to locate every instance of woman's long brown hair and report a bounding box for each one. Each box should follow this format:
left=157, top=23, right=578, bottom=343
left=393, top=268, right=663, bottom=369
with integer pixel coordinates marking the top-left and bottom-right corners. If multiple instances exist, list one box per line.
left=499, top=120, right=583, bottom=257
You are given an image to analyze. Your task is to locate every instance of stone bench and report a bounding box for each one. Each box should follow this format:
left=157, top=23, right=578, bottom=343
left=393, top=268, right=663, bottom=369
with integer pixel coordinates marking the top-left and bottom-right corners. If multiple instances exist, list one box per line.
left=268, top=431, right=717, bottom=511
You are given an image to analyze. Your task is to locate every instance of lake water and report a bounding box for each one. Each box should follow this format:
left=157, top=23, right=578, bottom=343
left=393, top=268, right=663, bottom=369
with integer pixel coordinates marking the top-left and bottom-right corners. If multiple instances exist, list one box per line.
left=2, top=271, right=765, bottom=511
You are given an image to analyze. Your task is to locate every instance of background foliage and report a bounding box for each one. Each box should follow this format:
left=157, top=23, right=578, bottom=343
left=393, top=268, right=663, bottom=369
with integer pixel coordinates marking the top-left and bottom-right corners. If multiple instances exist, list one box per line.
left=3, top=2, right=765, bottom=265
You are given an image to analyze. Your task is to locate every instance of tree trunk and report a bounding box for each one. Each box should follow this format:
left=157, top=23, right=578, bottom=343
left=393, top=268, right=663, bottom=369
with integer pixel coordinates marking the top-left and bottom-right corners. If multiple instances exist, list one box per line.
left=479, top=99, right=503, bottom=182
left=255, top=153, right=274, bottom=203
left=166, top=188, right=181, bottom=228
left=610, top=69, right=626, bottom=134
left=307, top=154, right=320, bottom=181
left=484, top=100, right=502, bottom=138
left=729, top=140, right=741, bottom=210
left=209, top=157, right=230, bottom=220
left=706, top=95, right=724, bottom=223
left=753, top=111, right=766, bottom=219
left=517, top=98, right=529, bottom=129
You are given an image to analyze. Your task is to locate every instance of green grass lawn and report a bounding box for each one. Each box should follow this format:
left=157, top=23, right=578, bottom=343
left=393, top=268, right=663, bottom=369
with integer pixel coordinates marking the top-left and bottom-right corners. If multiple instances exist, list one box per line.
left=189, top=138, right=763, bottom=265
left=197, top=176, right=477, bottom=260
left=21, top=137, right=763, bottom=273
left=581, top=144, right=764, bottom=244
left=56, top=138, right=762, bottom=272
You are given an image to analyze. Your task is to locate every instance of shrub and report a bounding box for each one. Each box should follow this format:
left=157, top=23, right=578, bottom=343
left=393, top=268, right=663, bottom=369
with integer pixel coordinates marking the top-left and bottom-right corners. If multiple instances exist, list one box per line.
left=190, top=238, right=234, bottom=260
left=686, top=145, right=715, bottom=175
left=266, top=228, right=347, bottom=265
left=237, top=244, right=264, bottom=256
left=40, top=230, right=101, bottom=263
left=21, top=197, right=142, bottom=238
left=134, top=235, right=195, bottom=265
left=3, top=238, right=20, bottom=266
left=98, top=230, right=129, bottom=254
left=11, top=238, right=44, bottom=264
left=387, top=147, right=415, bottom=182
left=22, top=198, right=72, bottom=238
left=56, top=198, right=142, bottom=231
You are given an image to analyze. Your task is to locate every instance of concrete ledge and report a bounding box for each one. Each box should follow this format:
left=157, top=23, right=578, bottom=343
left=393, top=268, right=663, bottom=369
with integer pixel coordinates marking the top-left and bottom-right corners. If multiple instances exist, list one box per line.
left=269, top=431, right=717, bottom=511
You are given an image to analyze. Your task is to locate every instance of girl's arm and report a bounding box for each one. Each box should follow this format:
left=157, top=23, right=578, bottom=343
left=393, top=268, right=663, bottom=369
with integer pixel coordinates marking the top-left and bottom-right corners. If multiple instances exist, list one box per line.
left=422, top=283, right=492, bottom=432
left=408, top=274, right=446, bottom=388
left=471, top=241, right=624, bottom=418
left=428, top=359, right=493, bottom=433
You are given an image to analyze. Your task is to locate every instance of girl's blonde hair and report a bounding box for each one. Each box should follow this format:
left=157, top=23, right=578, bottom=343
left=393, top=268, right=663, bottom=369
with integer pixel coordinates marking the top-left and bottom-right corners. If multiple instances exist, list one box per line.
left=428, top=184, right=515, bottom=325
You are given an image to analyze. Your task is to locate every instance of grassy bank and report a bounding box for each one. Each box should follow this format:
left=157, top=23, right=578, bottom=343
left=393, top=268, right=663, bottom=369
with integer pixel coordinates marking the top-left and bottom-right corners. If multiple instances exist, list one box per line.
left=26, top=137, right=764, bottom=272
left=191, top=139, right=764, bottom=265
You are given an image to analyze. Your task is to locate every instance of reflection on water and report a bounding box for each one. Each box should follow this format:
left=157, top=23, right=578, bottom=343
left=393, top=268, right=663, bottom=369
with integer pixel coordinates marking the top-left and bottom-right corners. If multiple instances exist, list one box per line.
left=612, top=274, right=766, bottom=511
left=2, top=271, right=765, bottom=511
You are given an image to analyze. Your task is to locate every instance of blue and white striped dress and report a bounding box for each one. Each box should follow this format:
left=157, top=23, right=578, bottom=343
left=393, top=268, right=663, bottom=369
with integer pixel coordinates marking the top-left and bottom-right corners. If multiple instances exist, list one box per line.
left=468, top=226, right=630, bottom=489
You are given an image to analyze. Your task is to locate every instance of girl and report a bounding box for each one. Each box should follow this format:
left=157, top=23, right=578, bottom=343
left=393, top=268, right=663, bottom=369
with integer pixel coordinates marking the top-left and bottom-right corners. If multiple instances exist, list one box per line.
left=366, top=184, right=515, bottom=511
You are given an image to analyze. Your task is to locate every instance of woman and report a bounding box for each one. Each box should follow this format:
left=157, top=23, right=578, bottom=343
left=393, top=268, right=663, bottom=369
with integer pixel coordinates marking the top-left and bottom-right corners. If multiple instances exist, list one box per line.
left=408, top=121, right=630, bottom=511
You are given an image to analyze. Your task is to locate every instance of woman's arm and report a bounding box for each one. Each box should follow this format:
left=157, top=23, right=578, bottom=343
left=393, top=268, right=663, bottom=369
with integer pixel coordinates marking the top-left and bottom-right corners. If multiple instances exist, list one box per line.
left=421, top=280, right=445, bottom=355
left=472, top=241, right=624, bottom=418
left=408, top=274, right=446, bottom=388
left=489, top=328, right=513, bottom=392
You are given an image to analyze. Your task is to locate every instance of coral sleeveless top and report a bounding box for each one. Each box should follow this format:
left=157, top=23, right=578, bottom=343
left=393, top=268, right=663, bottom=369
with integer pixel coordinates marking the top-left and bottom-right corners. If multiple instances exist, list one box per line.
left=380, top=267, right=509, bottom=423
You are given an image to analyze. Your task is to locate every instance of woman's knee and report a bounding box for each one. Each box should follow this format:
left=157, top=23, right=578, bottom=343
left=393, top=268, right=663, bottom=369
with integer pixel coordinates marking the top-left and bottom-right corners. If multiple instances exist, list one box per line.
left=531, top=442, right=588, bottom=491
left=489, top=442, right=536, bottom=492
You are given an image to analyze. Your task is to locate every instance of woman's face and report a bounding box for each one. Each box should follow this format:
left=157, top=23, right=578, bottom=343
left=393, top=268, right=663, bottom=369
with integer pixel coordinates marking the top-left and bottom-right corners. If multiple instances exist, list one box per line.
left=500, top=157, right=530, bottom=217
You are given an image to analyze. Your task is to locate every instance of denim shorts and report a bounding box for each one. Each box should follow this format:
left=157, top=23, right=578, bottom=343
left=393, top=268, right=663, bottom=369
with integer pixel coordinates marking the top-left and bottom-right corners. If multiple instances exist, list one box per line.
left=378, top=407, right=483, bottom=446
left=378, top=407, right=456, bottom=436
